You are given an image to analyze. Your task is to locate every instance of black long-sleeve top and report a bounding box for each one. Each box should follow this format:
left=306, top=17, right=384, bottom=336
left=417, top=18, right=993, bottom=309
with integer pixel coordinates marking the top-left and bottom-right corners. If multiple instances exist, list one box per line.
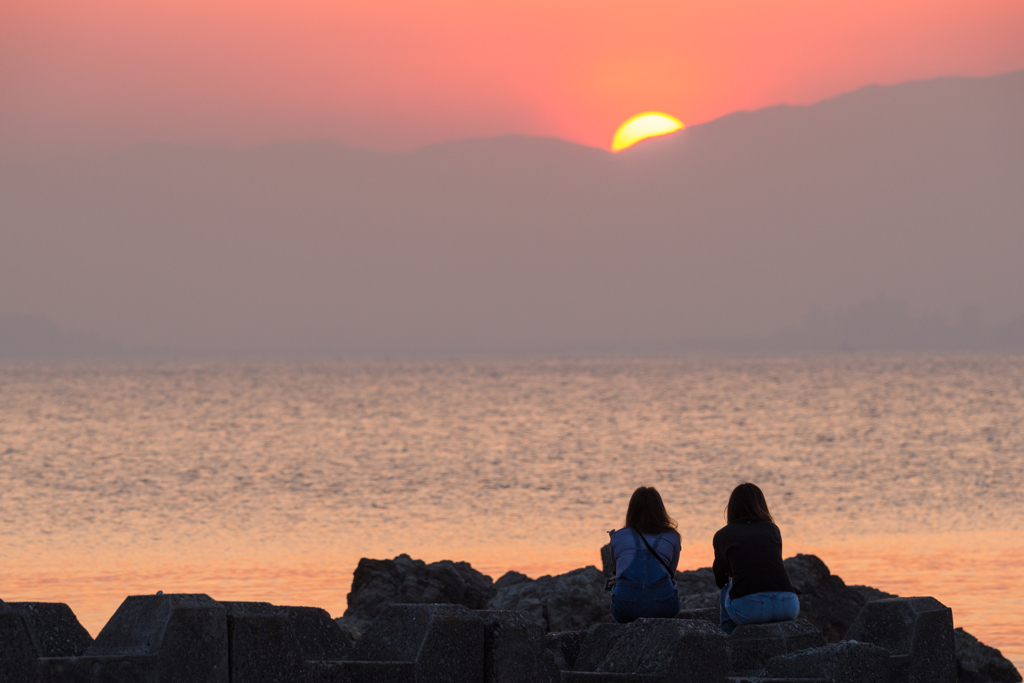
left=712, top=519, right=799, bottom=600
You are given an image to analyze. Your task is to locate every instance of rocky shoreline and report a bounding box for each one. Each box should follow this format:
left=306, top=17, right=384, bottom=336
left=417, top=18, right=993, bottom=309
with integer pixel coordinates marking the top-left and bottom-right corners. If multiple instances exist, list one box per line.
left=1, top=553, right=1019, bottom=682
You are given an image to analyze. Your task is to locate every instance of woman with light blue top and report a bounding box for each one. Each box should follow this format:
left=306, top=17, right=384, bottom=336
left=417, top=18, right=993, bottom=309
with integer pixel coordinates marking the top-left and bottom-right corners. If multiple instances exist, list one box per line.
left=607, top=486, right=682, bottom=623
left=713, top=482, right=800, bottom=634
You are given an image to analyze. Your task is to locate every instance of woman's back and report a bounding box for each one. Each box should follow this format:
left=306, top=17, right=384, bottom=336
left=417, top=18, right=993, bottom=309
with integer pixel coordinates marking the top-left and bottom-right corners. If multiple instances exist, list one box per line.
left=712, top=520, right=796, bottom=598
left=610, top=527, right=680, bottom=579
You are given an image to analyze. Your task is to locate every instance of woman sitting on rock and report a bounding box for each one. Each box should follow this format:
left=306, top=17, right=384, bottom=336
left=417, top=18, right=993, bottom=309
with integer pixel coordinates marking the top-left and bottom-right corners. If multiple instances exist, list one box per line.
left=608, top=486, right=682, bottom=623
left=714, top=482, right=800, bottom=634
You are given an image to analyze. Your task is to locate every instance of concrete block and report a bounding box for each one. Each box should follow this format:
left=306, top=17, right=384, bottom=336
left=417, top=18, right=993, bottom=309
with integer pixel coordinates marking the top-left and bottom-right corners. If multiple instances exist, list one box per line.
left=545, top=631, right=588, bottom=670
left=282, top=606, right=353, bottom=662
left=843, top=596, right=956, bottom=683
left=562, top=673, right=658, bottom=683
left=5, top=602, right=93, bottom=658
left=761, top=640, right=892, bottom=683
left=0, top=606, right=39, bottom=683
left=41, top=593, right=228, bottom=683
left=222, top=602, right=305, bottom=683
left=728, top=618, right=826, bottom=675
left=347, top=603, right=484, bottom=683
left=480, top=610, right=559, bottom=683
left=595, top=618, right=728, bottom=683
left=676, top=608, right=718, bottom=625
left=574, top=623, right=628, bottom=672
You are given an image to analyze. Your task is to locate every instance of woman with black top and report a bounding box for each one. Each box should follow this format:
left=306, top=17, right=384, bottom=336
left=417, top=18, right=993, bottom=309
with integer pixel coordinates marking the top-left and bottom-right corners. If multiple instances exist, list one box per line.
left=713, top=482, right=800, bottom=634
left=607, top=486, right=682, bottom=623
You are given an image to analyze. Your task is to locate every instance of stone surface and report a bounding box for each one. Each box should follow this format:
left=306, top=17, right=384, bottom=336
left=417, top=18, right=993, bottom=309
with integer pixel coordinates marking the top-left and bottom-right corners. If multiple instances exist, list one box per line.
left=783, top=554, right=868, bottom=643
left=283, top=606, right=352, bottom=661
left=487, top=566, right=610, bottom=633
left=40, top=593, right=228, bottom=683
left=954, top=627, right=1022, bottom=683
left=575, top=623, right=629, bottom=672
left=849, top=585, right=897, bottom=604
left=676, top=607, right=719, bottom=625
left=546, top=630, right=588, bottom=670
left=0, top=605, right=39, bottom=683
left=728, top=618, right=827, bottom=675
left=562, top=673, right=659, bottom=682
left=761, top=640, right=893, bottom=683
left=342, top=554, right=496, bottom=630
left=588, top=618, right=729, bottom=683
left=222, top=601, right=306, bottom=683
left=601, top=544, right=615, bottom=579
left=481, top=610, right=560, bottom=683
left=844, top=596, right=956, bottom=683
left=675, top=568, right=719, bottom=598
left=348, top=603, right=485, bottom=683
left=5, top=602, right=94, bottom=658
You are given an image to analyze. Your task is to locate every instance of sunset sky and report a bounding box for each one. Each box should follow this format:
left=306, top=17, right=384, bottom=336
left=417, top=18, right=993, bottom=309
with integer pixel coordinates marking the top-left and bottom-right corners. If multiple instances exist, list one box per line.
left=2, top=0, right=1023, bottom=154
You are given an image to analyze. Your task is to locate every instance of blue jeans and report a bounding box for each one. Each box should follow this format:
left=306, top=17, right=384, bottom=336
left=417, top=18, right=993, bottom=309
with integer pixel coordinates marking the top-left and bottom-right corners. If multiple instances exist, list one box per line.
left=610, top=530, right=680, bottom=623
left=719, top=580, right=800, bottom=635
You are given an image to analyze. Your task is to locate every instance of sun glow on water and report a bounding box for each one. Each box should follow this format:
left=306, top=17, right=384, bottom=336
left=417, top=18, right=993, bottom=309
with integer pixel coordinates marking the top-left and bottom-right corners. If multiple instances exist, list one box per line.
left=612, top=112, right=684, bottom=151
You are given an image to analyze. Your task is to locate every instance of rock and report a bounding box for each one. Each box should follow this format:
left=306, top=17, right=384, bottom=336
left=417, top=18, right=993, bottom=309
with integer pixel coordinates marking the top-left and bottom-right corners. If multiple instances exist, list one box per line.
left=334, top=616, right=364, bottom=642
left=345, top=603, right=485, bottom=683
left=566, top=618, right=729, bottom=683
left=675, top=568, right=719, bottom=597
left=495, top=571, right=533, bottom=590
left=575, top=623, right=630, bottom=672
left=850, top=584, right=898, bottom=603
left=954, top=627, right=1022, bottom=683
left=3, top=602, right=94, bottom=658
left=545, top=630, right=588, bottom=670
left=41, top=593, right=229, bottom=683
left=342, top=554, right=496, bottom=630
left=601, top=544, right=615, bottom=579
left=728, top=618, right=827, bottom=675
left=844, top=596, right=956, bottom=683
left=676, top=607, right=718, bottom=625
left=487, top=566, right=610, bottom=632
left=679, top=592, right=720, bottom=611
left=761, top=640, right=893, bottom=683
left=784, top=554, right=868, bottom=642
left=481, top=610, right=560, bottom=683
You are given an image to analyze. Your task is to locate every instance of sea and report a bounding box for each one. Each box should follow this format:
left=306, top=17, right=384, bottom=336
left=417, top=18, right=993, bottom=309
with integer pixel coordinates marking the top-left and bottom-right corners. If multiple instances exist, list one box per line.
left=1, top=355, right=1022, bottom=668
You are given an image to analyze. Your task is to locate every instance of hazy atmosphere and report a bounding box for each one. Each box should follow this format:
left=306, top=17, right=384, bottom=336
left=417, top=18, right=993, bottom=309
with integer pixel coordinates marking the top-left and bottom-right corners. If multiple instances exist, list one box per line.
left=2, top=71, right=1023, bottom=356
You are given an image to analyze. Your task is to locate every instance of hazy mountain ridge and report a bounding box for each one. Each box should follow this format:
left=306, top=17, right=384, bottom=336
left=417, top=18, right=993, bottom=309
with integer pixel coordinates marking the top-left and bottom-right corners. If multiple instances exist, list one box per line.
left=1, top=71, right=1021, bottom=355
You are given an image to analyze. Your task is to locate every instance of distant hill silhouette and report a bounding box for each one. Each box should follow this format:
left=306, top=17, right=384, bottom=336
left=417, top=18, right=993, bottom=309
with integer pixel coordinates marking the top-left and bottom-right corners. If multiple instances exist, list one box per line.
left=0, top=314, right=122, bottom=359
left=0, top=71, right=1021, bottom=355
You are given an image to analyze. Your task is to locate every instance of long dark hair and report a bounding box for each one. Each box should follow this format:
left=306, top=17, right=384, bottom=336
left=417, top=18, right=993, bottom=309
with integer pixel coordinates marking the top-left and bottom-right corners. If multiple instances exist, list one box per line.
left=624, top=486, right=677, bottom=535
left=726, top=482, right=774, bottom=523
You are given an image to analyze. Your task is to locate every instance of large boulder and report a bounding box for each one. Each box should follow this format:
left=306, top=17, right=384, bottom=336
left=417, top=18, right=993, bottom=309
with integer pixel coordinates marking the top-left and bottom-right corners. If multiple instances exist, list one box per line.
left=784, top=553, right=869, bottom=642
left=954, top=627, right=1022, bottom=683
left=341, top=554, right=496, bottom=631
left=486, top=566, right=610, bottom=633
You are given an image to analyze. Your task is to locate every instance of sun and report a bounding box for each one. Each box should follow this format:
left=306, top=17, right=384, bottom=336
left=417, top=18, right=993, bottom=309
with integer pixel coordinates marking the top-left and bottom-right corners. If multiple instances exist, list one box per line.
left=611, top=112, right=684, bottom=152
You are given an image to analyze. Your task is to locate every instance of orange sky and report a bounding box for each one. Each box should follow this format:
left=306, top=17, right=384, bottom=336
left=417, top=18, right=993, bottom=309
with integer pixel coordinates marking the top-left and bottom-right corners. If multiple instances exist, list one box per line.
left=2, top=0, right=1023, bottom=153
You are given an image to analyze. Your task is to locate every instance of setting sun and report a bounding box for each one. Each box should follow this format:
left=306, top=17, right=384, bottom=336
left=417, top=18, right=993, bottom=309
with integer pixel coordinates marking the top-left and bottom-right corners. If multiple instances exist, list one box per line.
left=612, top=112, right=684, bottom=151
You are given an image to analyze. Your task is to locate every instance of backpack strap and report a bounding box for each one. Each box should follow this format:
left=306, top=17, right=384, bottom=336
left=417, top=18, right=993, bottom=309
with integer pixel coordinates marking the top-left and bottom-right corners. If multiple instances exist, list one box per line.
left=632, top=529, right=674, bottom=579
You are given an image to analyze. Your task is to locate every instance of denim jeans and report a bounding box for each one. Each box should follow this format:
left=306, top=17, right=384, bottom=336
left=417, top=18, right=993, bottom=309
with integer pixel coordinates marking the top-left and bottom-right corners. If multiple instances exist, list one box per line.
left=719, top=580, right=800, bottom=635
left=610, top=529, right=680, bottom=623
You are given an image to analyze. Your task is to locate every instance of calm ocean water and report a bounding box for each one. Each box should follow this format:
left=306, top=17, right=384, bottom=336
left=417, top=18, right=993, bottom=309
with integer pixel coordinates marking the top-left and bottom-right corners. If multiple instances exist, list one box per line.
left=1, top=356, right=1022, bottom=666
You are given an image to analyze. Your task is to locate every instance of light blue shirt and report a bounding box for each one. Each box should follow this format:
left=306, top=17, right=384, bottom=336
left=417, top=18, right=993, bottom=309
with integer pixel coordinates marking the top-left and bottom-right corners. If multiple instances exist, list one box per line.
left=609, top=527, right=681, bottom=579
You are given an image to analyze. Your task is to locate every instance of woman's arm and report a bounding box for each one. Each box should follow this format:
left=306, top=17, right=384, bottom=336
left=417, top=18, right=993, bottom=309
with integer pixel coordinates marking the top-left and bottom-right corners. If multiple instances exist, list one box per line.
left=712, top=530, right=730, bottom=589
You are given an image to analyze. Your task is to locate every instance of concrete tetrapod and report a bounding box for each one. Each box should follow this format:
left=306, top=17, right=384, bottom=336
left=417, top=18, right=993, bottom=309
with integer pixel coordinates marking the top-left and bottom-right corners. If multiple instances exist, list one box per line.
left=843, top=596, right=956, bottom=683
